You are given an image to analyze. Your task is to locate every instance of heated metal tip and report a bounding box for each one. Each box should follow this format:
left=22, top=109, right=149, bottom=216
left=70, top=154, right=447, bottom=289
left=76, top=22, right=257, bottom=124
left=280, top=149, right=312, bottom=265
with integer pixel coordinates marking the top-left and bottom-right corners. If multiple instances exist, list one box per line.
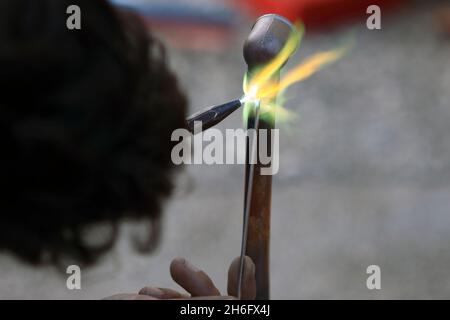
left=240, top=95, right=260, bottom=106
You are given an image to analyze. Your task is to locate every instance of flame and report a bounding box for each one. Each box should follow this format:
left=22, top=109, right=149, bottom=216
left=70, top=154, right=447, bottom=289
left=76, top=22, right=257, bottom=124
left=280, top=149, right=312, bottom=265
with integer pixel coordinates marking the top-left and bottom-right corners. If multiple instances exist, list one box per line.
left=243, top=23, right=348, bottom=124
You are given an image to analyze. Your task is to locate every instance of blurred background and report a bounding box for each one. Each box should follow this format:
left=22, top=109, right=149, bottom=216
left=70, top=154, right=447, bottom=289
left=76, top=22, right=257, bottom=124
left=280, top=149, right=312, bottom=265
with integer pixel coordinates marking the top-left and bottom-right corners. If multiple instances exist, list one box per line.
left=1, top=0, right=450, bottom=299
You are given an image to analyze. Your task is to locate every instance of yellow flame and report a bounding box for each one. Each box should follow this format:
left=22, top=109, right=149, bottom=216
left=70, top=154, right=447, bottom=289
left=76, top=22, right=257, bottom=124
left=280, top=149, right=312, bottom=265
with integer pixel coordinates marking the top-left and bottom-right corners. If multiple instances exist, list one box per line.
left=243, top=23, right=348, bottom=124
left=258, top=47, right=346, bottom=99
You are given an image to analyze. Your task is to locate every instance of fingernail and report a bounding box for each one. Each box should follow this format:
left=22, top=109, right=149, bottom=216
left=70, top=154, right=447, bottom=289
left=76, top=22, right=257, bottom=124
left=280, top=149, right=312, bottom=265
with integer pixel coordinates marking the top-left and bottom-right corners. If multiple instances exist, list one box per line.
left=143, top=287, right=164, bottom=298
left=183, top=259, right=201, bottom=273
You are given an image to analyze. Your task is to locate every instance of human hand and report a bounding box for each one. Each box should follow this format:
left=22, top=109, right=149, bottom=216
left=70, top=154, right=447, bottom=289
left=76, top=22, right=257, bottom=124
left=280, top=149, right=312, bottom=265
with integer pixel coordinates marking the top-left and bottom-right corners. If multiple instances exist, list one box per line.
left=105, top=256, right=256, bottom=300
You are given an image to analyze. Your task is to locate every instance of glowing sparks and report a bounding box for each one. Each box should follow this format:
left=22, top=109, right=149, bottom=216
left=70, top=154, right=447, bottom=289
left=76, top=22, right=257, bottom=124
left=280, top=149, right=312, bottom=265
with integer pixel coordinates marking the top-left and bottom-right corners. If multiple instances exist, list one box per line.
left=243, top=23, right=348, bottom=124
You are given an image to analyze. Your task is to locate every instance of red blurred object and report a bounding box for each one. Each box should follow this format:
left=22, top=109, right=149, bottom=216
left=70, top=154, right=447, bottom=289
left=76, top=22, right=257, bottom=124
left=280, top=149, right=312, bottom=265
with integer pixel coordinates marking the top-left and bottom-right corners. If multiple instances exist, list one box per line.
left=435, top=6, right=450, bottom=36
left=144, top=20, right=233, bottom=52
left=236, top=0, right=408, bottom=29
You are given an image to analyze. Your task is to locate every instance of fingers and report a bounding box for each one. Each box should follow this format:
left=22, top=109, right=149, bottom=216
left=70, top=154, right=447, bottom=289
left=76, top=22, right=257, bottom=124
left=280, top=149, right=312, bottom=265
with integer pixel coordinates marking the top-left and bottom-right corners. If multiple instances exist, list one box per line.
left=227, top=256, right=256, bottom=300
left=170, top=257, right=221, bottom=297
left=177, top=296, right=237, bottom=300
left=139, top=287, right=236, bottom=300
left=137, top=256, right=255, bottom=300
left=103, top=293, right=157, bottom=300
left=139, top=287, right=188, bottom=299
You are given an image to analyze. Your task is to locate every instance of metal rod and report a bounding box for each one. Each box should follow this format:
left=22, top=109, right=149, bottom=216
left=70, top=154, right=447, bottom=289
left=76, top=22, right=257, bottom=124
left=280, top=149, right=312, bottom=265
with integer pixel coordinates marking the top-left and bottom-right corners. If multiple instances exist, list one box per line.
left=237, top=101, right=260, bottom=300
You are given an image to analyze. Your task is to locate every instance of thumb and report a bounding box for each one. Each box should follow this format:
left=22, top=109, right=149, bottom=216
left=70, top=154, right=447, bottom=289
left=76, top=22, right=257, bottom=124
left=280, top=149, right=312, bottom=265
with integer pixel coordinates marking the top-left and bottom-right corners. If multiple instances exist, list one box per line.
left=227, top=256, right=256, bottom=299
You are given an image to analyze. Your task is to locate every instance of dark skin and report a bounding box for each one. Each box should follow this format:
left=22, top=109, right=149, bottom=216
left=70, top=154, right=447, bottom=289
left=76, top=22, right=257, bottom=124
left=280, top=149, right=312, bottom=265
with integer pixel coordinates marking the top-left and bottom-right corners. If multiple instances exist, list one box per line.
left=106, top=256, right=256, bottom=300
